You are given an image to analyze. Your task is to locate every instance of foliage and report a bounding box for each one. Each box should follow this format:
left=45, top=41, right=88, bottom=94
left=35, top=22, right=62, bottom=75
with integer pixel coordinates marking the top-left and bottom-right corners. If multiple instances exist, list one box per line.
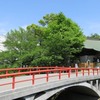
left=87, top=33, right=100, bottom=40
left=0, top=12, right=85, bottom=68
left=0, top=27, right=38, bottom=68
left=37, top=12, right=85, bottom=66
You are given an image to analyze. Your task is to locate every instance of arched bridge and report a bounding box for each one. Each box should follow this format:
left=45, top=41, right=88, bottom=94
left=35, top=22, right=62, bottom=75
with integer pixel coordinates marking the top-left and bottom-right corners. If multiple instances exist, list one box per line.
left=0, top=67, right=100, bottom=100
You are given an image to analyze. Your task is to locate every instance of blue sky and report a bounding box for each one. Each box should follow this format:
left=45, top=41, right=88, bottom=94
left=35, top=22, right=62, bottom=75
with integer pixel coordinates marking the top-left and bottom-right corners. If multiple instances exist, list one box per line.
left=0, top=0, right=100, bottom=36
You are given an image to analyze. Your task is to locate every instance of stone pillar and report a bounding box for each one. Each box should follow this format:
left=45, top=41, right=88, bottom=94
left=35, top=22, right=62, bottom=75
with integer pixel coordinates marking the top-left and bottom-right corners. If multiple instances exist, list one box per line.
left=98, top=80, right=100, bottom=91
left=90, top=81, right=93, bottom=88
left=96, top=80, right=99, bottom=90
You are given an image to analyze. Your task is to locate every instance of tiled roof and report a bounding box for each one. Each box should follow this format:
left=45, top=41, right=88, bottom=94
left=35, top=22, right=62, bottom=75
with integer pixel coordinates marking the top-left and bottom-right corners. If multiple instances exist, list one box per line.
left=84, top=39, right=100, bottom=51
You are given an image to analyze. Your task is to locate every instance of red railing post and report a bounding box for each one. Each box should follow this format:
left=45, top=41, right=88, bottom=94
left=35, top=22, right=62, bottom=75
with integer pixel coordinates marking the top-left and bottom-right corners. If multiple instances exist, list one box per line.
left=12, top=76, right=15, bottom=89
left=46, top=72, right=49, bottom=82
left=97, top=69, right=99, bottom=75
left=82, top=69, right=84, bottom=76
left=32, top=74, right=34, bottom=85
left=68, top=69, right=70, bottom=78
left=88, top=69, right=90, bottom=76
left=18, top=69, right=20, bottom=73
left=6, top=70, right=8, bottom=74
left=93, top=69, right=94, bottom=75
left=6, top=70, right=8, bottom=78
left=30, top=68, right=32, bottom=75
left=59, top=70, right=61, bottom=79
left=38, top=67, right=40, bottom=74
left=76, top=69, right=78, bottom=77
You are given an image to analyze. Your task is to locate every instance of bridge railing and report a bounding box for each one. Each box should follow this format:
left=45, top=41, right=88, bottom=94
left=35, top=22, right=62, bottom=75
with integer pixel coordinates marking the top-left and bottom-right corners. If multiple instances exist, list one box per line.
left=0, top=66, right=64, bottom=75
left=0, top=67, right=100, bottom=90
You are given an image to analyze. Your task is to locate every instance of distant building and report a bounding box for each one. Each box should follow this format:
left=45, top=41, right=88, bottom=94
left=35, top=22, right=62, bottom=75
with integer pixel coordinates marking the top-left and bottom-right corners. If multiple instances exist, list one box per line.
left=78, top=39, right=100, bottom=68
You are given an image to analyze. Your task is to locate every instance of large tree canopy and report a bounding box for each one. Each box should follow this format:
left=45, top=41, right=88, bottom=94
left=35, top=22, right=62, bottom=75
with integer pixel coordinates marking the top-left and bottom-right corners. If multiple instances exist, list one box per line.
left=27, top=12, right=85, bottom=66
left=0, top=12, right=85, bottom=68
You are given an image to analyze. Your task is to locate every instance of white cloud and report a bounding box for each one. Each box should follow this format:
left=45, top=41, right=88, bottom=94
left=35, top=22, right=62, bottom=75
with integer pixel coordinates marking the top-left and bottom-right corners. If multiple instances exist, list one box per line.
left=0, top=28, right=7, bottom=35
left=21, top=25, right=27, bottom=30
left=0, top=35, right=6, bottom=51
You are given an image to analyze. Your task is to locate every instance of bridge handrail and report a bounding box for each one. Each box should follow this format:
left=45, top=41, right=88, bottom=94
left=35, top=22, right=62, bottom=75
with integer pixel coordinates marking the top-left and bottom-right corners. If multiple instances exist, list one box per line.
left=0, top=66, right=65, bottom=75
left=0, top=67, right=100, bottom=90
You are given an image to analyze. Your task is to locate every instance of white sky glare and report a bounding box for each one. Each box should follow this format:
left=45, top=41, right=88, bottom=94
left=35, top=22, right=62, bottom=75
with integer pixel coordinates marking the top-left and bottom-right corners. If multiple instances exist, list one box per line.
left=0, top=36, right=6, bottom=51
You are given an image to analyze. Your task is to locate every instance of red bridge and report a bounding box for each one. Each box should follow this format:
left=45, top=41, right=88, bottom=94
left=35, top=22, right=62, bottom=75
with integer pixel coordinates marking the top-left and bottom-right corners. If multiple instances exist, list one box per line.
left=0, top=67, right=100, bottom=100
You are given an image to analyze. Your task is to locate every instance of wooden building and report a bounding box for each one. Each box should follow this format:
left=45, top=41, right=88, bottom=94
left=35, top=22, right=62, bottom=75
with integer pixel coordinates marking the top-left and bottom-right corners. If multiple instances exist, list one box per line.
left=78, top=40, right=100, bottom=68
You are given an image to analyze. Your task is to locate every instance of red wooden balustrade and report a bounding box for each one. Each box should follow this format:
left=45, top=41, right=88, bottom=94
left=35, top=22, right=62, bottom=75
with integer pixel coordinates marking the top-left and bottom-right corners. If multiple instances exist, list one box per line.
left=0, top=67, right=100, bottom=90
left=0, top=66, right=64, bottom=75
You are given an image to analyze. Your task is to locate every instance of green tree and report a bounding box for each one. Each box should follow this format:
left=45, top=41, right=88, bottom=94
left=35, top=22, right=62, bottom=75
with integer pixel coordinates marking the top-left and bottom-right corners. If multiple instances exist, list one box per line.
left=3, top=27, right=38, bottom=67
left=0, top=12, right=85, bottom=67
left=28, top=12, right=86, bottom=66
